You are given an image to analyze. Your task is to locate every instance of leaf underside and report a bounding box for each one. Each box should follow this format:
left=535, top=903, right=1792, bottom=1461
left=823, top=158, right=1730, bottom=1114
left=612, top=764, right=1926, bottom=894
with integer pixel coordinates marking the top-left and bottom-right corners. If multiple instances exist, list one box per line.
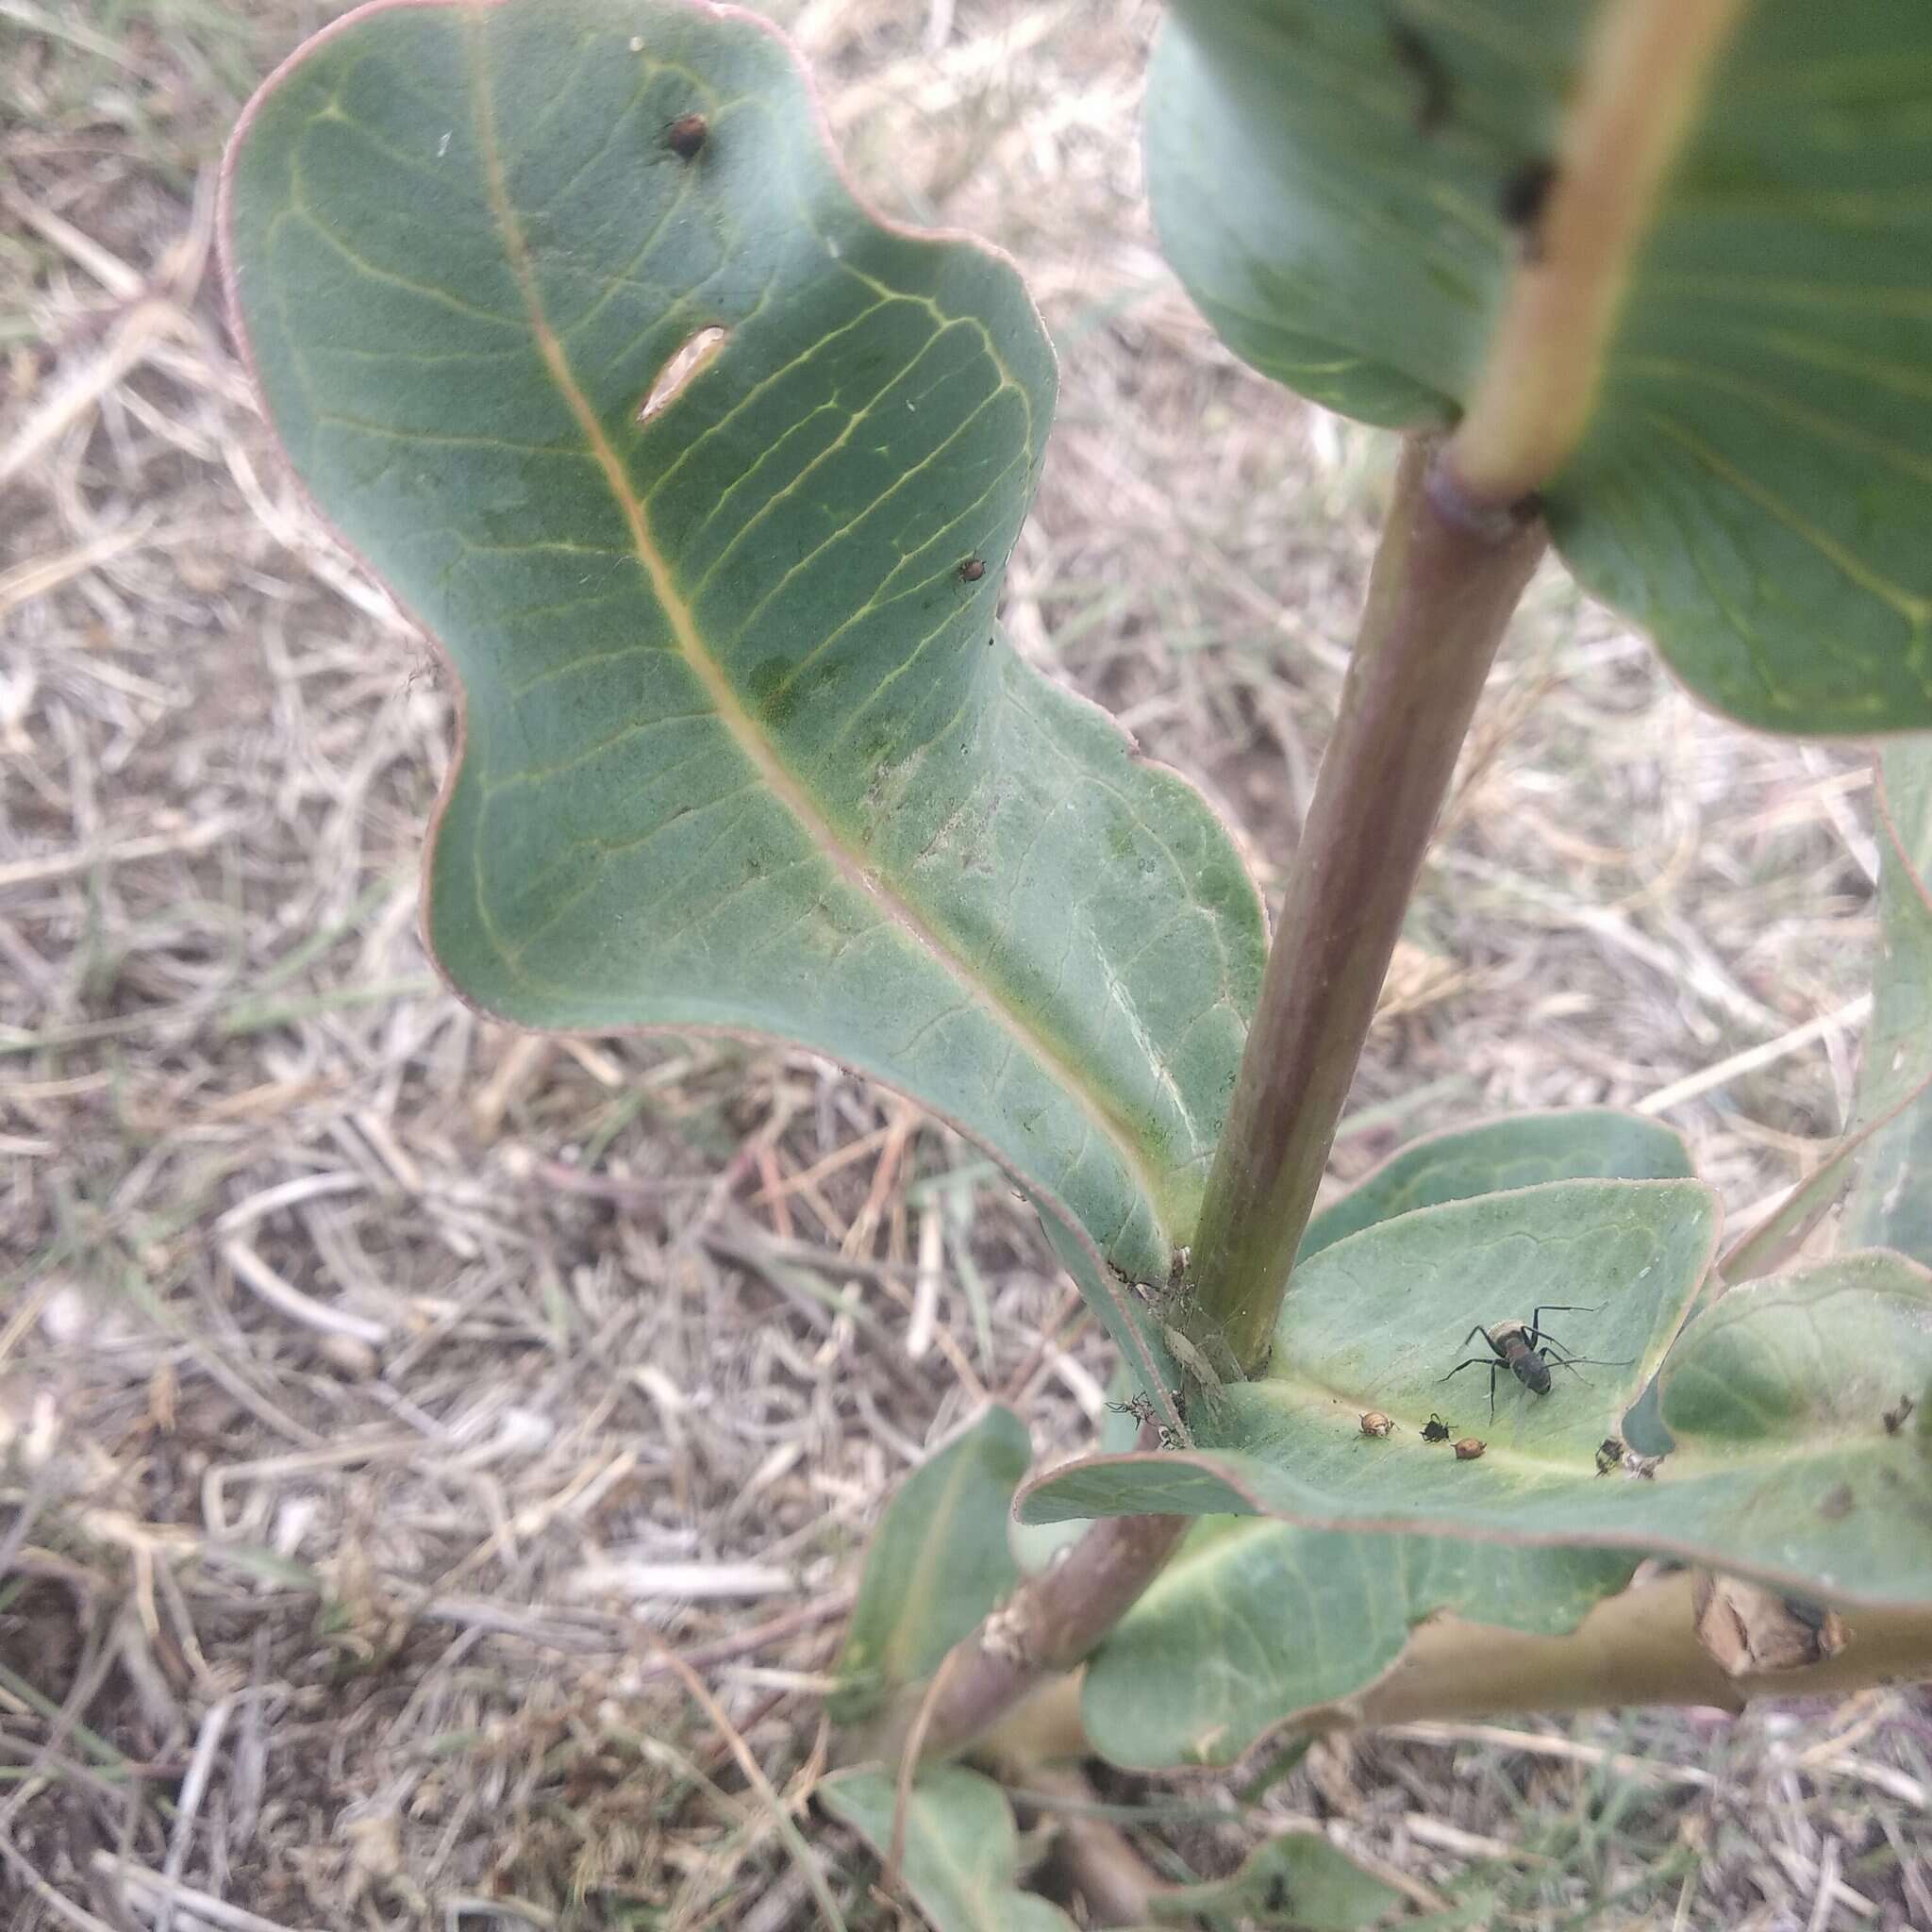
left=1030, top=1184, right=1932, bottom=1608
left=1149, top=0, right=1932, bottom=734
left=223, top=0, right=1265, bottom=1357
left=1085, top=1517, right=1630, bottom=1768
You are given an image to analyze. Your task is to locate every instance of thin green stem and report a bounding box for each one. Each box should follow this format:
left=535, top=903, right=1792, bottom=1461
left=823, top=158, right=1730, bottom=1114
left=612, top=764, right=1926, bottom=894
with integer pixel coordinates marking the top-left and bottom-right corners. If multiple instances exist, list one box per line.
left=1185, top=436, right=1545, bottom=1374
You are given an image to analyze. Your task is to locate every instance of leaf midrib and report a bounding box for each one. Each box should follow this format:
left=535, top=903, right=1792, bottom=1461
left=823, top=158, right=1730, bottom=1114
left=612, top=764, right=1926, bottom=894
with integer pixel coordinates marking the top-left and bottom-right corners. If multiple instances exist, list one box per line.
left=462, top=23, right=1177, bottom=1253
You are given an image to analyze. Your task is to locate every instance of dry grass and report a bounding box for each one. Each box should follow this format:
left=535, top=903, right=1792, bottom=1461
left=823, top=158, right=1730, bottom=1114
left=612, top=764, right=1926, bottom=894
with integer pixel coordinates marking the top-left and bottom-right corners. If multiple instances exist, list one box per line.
left=2, top=1, right=1927, bottom=1926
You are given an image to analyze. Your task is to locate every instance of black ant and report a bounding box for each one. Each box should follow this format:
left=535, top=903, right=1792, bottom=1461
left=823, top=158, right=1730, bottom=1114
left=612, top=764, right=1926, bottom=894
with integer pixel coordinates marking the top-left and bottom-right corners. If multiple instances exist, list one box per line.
left=1441, top=1306, right=1629, bottom=1419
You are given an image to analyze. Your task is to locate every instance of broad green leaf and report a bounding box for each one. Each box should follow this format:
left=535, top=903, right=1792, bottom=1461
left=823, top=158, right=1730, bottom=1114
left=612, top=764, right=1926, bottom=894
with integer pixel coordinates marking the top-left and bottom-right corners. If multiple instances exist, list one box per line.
left=1026, top=1174, right=1719, bottom=1525
left=221, top=0, right=1265, bottom=1361
left=1145, top=1829, right=1404, bottom=1929
left=1079, top=1111, right=1686, bottom=1766
left=1025, top=1224, right=1932, bottom=1607
left=1841, top=742, right=1932, bottom=1262
left=1086, top=1517, right=1627, bottom=1768
left=1148, top=3, right=1932, bottom=734
left=829, top=1405, right=1029, bottom=1724
left=1145, top=3, right=1580, bottom=428
left=1302, top=1109, right=1692, bottom=1262
left=820, top=1766, right=1076, bottom=1932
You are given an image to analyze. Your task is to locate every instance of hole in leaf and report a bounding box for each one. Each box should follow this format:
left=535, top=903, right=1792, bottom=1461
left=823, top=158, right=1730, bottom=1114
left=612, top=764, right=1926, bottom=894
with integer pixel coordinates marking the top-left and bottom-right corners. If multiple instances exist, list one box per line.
left=637, top=326, right=727, bottom=425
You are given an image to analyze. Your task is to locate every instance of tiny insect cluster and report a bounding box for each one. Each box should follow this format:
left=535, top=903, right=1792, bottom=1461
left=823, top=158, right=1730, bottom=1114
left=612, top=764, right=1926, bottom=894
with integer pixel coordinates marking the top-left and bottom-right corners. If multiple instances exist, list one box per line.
left=1344, top=1307, right=1636, bottom=1474
left=1430, top=1412, right=1482, bottom=1457
left=1596, top=1434, right=1660, bottom=1479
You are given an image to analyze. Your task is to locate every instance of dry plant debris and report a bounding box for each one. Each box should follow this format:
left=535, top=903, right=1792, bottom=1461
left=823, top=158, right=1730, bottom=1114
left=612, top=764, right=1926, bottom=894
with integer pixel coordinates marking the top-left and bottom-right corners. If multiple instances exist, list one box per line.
left=1, top=2, right=1925, bottom=1927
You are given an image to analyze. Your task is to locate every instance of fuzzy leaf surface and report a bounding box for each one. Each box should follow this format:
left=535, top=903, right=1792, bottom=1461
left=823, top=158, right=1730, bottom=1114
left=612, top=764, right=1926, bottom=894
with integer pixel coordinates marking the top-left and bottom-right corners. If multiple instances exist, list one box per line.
left=820, top=1767, right=1075, bottom=1932
left=829, top=1405, right=1029, bottom=1724
left=222, top=0, right=1265, bottom=1353
left=1148, top=1, right=1932, bottom=733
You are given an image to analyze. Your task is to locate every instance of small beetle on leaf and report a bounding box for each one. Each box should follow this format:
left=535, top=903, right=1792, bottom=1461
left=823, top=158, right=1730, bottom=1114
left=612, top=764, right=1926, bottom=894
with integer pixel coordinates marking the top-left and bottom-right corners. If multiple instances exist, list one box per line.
left=665, top=112, right=708, bottom=159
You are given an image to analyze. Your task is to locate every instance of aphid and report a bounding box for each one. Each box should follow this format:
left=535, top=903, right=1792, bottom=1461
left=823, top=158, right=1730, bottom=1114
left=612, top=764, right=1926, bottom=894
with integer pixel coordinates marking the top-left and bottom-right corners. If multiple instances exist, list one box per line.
left=1499, top=157, right=1557, bottom=255
left=1421, top=1412, right=1453, bottom=1443
left=665, top=112, right=708, bottom=159
left=1388, top=17, right=1452, bottom=135
left=1595, top=1435, right=1624, bottom=1476
left=1454, top=1437, right=1487, bottom=1461
left=958, top=557, right=986, bottom=582
left=1441, top=1305, right=1631, bottom=1419
left=1107, top=1392, right=1157, bottom=1428
left=1884, top=1393, right=1917, bottom=1435
left=1358, top=1410, right=1395, bottom=1439
left=1621, top=1449, right=1661, bottom=1480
